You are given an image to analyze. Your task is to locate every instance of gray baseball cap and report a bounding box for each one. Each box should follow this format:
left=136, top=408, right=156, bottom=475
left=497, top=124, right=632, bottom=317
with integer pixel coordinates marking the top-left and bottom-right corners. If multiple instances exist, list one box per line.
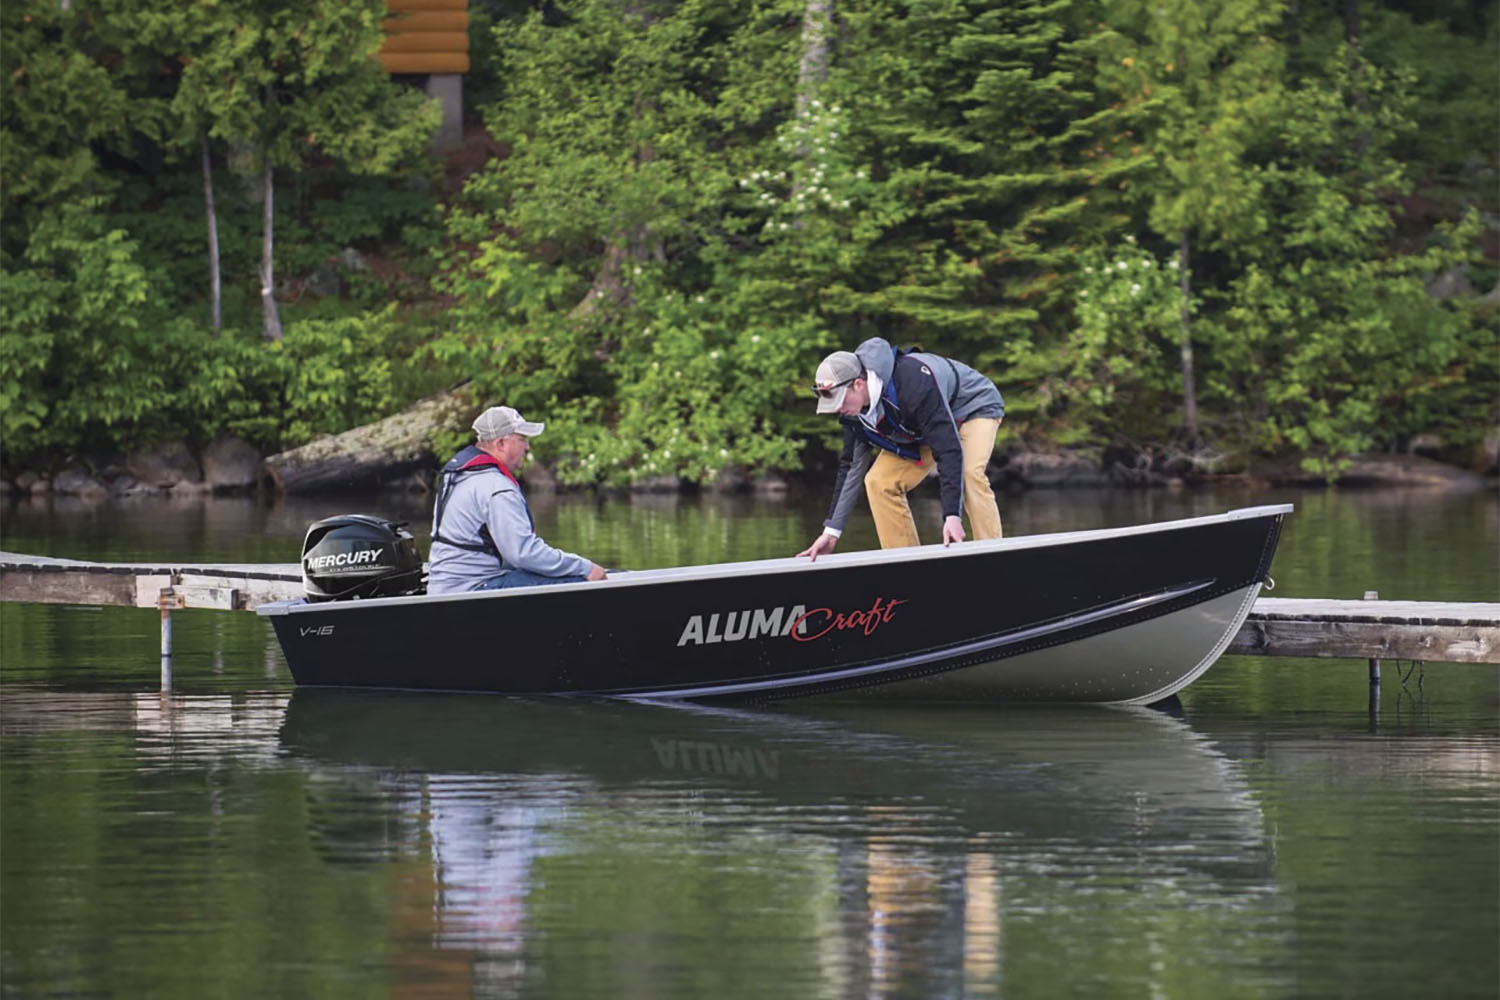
left=473, top=405, right=544, bottom=440
left=813, top=351, right=863, bottom=414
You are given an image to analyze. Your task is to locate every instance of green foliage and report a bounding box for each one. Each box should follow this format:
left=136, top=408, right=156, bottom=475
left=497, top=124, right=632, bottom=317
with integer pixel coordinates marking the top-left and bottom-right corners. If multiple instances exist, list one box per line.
left=0, top=203, right=162, bottom=457
left=167, top=0, right=438, bottom=173
left=1204, top=48, right=1487, bottom=475
left=3, top=0, right=1495, bottom=481
left=430, top=0, right=822, bottom=486
left=0, top=198, right=414, bottom=465
left=1093, top=0, right=1285, bottom=246
left=1041, top=238, right=1189, bottom=443
left=129, top=306, right=420, bottom=457
left=0, top=2, right=137, bottom=253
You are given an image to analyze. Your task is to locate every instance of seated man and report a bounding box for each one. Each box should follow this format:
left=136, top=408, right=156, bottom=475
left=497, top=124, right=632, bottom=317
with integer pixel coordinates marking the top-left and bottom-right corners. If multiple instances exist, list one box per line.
left=427, top=405, right=607, bottom=594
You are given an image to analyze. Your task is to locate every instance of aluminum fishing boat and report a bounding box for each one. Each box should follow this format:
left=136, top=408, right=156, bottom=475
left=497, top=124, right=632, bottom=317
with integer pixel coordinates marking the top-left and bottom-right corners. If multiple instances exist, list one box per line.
left=259, top=504, right=1290, bottom=704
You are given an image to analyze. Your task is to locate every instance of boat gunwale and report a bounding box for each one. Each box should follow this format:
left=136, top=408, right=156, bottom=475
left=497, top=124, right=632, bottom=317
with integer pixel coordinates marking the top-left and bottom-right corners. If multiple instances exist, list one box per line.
left=257, top=504, right=1293, bottom=617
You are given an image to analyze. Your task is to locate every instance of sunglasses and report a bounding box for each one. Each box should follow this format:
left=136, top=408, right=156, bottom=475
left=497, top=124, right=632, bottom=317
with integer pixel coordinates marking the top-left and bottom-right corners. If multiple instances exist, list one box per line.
left=812, top=376, right=857, bottom=399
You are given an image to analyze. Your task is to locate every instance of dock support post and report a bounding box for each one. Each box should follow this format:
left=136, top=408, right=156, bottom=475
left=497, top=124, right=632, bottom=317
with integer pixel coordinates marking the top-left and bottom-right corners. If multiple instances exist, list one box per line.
left=1364, top=591, right=1381, bottom=684
left=159, top=588, right=175, bottom=691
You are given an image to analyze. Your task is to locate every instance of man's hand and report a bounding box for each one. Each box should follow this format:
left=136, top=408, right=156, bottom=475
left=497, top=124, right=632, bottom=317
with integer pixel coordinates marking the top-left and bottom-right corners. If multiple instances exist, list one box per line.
left=586, top=563, right=608, bottom=581
left=797, top=533, right=839, bottom=562
left=941, top=515, right=966, bottom=547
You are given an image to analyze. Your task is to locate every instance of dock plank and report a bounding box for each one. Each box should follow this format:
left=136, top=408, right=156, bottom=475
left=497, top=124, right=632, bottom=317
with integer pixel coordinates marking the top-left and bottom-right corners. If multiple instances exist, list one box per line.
left=0, top=552, right=301, bottom=610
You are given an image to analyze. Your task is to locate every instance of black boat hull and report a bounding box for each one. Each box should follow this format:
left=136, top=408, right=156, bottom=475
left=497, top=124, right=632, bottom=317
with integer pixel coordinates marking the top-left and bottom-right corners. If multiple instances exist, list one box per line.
left=259, top=506, right=1288, bottom=704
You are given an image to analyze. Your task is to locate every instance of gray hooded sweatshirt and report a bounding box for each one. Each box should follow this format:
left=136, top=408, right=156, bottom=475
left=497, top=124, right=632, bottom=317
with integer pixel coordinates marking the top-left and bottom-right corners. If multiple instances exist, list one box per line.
left=427, top=465, right=591, bottom=594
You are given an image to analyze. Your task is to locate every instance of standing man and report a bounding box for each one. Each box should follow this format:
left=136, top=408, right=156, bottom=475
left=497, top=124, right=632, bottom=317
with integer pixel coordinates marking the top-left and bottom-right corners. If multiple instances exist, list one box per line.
left=798, top=337, right=1005, bottom=560
left=428, top=405, right=608, bottom=594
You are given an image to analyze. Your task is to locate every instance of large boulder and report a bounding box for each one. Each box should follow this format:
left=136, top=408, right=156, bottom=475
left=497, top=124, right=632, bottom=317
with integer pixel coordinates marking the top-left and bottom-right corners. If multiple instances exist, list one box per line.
left=998, top=449, right=1111, bottom=489
left=202, top=436, right=262, bottom=494
left=1261, top=453, right=1485, bottom=490
left=1337, top=453, right=1486, bottom=489
left=262, top=388, right=470, bottom=494
left=51, top=464, right=109, bottom=501
left=125, top=441, right=203, bottom=489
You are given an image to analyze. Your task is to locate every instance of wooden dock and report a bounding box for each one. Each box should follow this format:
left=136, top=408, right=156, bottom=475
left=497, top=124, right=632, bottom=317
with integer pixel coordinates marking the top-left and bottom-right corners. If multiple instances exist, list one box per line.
left=2, top=551, right=1497, bottom=666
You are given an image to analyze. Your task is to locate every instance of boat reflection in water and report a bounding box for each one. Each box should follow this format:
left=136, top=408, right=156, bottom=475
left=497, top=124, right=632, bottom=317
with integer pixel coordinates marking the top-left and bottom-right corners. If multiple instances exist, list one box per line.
left=279, top=690, right=1280, bottom=997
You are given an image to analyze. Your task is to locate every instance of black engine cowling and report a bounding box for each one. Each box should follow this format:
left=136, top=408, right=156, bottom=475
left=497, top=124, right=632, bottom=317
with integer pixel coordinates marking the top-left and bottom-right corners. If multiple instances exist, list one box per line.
left=301, top=514, right=425, bottom=602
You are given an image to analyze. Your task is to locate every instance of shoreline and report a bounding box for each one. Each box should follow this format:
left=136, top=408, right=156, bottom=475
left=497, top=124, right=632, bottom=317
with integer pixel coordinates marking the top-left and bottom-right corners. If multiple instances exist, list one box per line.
left=2, top=445, right=1490, bottom=502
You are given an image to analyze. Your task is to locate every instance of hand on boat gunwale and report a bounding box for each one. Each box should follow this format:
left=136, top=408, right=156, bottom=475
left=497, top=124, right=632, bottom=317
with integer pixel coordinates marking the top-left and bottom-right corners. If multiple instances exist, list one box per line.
left=797, top=532, right=839, bottom=562
left=942, top=515, right=965, bottom=547
left=586, top=563, right=608, bottom=581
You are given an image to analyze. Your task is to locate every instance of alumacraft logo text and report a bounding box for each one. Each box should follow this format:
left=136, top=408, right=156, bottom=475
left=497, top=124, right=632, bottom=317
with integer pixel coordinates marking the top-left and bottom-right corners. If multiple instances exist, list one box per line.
left=305, top=549, right=383, bottom=572
left=676, top=597, right=908, bottom=647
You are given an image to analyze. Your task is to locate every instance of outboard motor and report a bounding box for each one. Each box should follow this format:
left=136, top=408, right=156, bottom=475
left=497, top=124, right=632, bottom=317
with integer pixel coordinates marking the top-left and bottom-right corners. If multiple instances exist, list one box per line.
left=301, top=514, right=425, bottom=602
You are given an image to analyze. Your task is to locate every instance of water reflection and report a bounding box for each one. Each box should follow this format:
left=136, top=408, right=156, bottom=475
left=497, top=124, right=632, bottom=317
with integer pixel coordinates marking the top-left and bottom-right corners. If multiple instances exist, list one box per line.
left=276, top=693, right=1278, bottom=997
left=4, top=685, right=1496, bottom=997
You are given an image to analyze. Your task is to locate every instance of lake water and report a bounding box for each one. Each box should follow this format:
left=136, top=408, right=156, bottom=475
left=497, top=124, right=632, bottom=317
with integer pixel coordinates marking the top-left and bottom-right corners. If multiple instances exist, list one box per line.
left=2, top=486, right=1496, bottom=998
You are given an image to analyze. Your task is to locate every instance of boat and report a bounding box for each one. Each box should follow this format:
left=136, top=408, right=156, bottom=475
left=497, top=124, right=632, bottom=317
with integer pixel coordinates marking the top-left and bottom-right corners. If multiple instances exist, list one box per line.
left=258, top=504, right=1290, bottom=704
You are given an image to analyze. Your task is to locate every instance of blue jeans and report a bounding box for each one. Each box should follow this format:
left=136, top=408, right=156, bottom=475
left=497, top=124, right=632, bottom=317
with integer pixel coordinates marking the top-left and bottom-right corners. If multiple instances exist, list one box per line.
left=477, top=568, right=588, bottom=590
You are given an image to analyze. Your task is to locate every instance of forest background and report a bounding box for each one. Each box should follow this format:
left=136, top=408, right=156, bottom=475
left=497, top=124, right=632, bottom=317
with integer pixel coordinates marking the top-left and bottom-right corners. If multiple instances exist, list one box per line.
left=2, top=0, right=1496, bottom=490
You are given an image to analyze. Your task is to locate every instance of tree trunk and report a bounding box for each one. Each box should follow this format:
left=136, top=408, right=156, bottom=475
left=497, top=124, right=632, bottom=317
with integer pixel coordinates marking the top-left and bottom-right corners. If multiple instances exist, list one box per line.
left=568, top=67, right=665, bottom=332
left=1283, top=0, right=1301, bottom=77
left=201, top=130, right=222, bottom=333
left=796, top=0, right=832, bottom=120
left=1177, top=229, right=1200, bottom=446
left=569, top=240, right=630, bottom=322
left=261, top=386, right=474, bottom=494
left=260, top=150, right=283, bottom=342
left=790, top=0, right=833, bottom=211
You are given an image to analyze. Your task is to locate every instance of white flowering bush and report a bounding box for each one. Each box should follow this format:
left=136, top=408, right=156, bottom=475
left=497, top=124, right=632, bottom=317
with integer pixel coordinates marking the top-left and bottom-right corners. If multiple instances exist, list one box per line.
left=1053, top=238, right=1192, bottom=434
left=737, top=100, right=866, bottom=236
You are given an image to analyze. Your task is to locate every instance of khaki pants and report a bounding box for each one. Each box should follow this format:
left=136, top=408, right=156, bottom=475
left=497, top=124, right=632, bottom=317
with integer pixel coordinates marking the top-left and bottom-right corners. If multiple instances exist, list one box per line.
left=863, top=417, right=1003, bottom=548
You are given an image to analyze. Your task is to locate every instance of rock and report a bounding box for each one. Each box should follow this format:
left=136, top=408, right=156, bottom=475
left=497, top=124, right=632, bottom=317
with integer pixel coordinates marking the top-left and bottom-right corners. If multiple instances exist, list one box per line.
left=306, top=263, right=342, bottom=299
left=340, top=247, right=369, bottom=272
left=52, top=465, right=109, bottom=500
left=1264, top=453, right=1484, bottom=490
left=262, top=388, right=469, bottom=495
left=202, top=436, right=262, bottom=493
left=28, top=477, right=52, bottom=495
left=1479, top=431, right=1500, bottom=476
left=1407, top=434, right=1444, bottom=460
left=1338, top=454, right=1484, bottom=489
left=1000, top=450, right=1110, bottom=489
left=752, top=473, right=790, bottom=497
left=630, top=475, right=681, bottom=494
left=110, top=475, right=153, bottom=497
left=706, top=465, right=752, bottom=494
left=85, top=450, right=128, bottom=479
left=125, top=441, right=202, bottom=488
left=1425, top=266, right=1475, bottom=300
left=15, top=471, right=39, bottom=493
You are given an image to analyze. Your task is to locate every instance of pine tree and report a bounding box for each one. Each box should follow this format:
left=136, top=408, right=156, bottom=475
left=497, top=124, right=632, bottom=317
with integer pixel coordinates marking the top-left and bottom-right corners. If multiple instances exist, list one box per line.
left=1090, top=0, right=1285, bottom=448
